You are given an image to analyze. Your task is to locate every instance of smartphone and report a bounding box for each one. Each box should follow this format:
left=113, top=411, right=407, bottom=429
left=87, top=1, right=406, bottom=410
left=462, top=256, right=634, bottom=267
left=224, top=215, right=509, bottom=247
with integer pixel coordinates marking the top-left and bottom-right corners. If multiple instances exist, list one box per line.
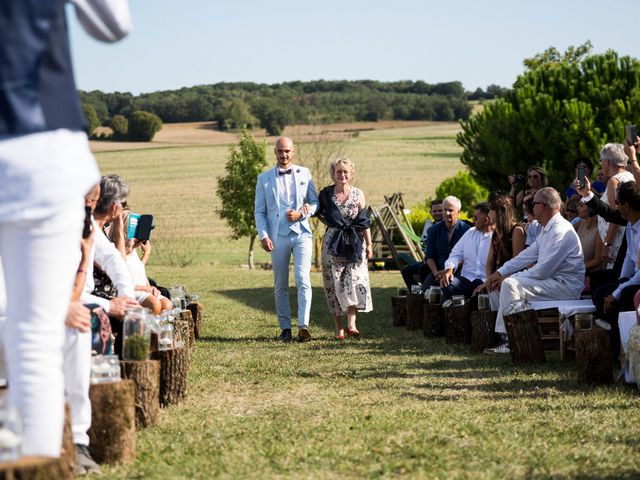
left=577, top=166, right=586, bottom=189
left=626, top=124, right=638, bottom=146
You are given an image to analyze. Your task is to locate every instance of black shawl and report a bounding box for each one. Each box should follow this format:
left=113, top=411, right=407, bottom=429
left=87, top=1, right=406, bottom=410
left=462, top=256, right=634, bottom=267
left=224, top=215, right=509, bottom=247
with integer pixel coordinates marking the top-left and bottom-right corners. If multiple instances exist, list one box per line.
left=316, top=185, right=371, bottom=263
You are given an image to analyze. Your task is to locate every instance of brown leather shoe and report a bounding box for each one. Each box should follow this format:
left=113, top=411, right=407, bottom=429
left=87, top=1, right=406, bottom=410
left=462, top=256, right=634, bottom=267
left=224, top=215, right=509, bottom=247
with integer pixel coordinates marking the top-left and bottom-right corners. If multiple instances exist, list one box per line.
left=297, top=327, right=311, bottom=342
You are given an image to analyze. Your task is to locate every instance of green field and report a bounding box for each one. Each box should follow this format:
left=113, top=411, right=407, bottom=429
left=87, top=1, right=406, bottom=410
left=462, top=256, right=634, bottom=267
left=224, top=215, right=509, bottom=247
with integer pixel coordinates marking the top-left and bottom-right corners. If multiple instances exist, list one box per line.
left=92, top=123, right=640, bottom=479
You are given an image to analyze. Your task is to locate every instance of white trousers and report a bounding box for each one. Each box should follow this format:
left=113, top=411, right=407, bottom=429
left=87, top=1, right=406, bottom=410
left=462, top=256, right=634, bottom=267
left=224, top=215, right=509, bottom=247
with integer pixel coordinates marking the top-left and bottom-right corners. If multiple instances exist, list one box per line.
left=64, top=327, right=92, bottom=446
left=0, top=203, right=83, bottom=457
left=495, top=275, right=579, bottom=334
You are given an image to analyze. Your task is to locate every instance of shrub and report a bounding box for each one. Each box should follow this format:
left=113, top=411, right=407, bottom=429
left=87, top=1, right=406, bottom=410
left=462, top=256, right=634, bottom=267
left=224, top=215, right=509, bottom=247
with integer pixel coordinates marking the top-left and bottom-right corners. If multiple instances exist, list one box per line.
left=435, top=171, right=489, bottom=217
left=127, top=110, right=163, bottom=142
left=108, top=114, right=128, bottom=139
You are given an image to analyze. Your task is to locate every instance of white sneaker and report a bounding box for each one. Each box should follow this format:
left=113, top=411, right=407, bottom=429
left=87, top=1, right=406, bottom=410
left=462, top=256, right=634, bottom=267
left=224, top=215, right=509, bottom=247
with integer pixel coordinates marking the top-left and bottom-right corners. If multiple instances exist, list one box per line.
left=483, top=343, right=510, bottom=355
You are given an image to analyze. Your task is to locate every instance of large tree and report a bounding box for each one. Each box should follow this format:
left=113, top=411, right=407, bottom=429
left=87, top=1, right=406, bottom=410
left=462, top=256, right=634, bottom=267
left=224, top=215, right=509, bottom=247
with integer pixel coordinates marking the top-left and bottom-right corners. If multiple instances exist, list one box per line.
left=217, top=129, right=267, bottom=269
left=457, top=45, right=640, bottom=193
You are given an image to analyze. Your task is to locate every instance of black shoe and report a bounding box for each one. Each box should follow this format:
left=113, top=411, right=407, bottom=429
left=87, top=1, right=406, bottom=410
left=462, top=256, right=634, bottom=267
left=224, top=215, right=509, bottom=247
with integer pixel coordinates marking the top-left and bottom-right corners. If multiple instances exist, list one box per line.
left=277, top=329, right=292, bottom=342
left=297, top=327, right=311, bottom=342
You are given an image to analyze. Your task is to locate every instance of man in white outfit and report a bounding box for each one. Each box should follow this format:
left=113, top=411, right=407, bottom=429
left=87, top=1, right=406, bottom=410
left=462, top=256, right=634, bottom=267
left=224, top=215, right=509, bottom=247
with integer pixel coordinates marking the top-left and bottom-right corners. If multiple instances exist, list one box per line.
left=485, top=187, right=585, bottom=354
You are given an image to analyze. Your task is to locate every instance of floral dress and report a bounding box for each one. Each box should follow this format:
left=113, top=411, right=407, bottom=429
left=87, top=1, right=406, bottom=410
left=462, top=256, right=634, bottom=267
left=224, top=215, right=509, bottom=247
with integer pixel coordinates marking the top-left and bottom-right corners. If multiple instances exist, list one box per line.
left=321, top=187, right=373, bottom=316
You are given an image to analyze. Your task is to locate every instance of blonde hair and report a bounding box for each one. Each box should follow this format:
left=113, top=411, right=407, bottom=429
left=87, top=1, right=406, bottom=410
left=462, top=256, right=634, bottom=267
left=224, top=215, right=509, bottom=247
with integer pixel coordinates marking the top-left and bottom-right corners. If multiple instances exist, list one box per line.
left=329, top=157, right=355, bottom=180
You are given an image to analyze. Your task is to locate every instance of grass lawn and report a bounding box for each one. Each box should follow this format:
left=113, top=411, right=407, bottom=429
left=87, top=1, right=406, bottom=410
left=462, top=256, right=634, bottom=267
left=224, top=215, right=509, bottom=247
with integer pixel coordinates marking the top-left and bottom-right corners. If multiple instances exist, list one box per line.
left=91, top=123, right=640, bottom=479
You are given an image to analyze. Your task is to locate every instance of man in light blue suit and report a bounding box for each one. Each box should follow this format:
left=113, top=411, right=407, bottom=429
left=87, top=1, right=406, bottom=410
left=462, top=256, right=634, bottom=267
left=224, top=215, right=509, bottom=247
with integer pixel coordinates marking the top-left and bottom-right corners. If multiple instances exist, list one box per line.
left=255, top=137, right=319, bottom=342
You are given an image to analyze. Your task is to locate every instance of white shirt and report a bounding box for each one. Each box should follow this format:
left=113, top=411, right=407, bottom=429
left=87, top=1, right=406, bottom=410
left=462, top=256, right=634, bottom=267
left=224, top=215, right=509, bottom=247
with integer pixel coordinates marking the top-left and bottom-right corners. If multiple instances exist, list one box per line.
left=613, top=219, right=640, bottom=299
left=277, top=168, right=296, bottom=205
left=497, top=213, right=585, bottom=296
left=126, top=250, right=147, bottom=286
left=80, top=219, right=136, bottom=311
left=444, top=227, right=492, bottom=282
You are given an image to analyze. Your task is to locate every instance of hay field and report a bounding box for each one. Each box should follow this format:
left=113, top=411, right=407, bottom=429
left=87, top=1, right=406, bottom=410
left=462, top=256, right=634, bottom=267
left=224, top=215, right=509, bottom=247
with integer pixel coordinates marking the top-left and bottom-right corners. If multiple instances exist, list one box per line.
left=94, top=121, right=464, bottom=266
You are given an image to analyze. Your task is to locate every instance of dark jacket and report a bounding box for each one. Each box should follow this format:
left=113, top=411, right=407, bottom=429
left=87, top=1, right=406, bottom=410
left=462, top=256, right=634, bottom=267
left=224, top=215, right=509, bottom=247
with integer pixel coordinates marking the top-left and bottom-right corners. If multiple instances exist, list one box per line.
left=425, top=220, right=470, bottom=270
left=585, top=194, right=627, bottom=274
left=0, top=0, right=85, bottom=134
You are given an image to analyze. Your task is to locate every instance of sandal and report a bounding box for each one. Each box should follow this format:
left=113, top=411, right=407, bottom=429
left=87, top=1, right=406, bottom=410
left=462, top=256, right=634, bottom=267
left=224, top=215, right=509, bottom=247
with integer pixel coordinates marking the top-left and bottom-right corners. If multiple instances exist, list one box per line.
left=346, top=328, right=360, bottom=337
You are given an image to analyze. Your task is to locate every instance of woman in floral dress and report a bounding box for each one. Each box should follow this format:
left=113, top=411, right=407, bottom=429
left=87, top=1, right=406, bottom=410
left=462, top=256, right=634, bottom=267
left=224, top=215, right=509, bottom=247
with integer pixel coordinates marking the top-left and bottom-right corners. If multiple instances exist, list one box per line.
left=316, top=158, right=373, bottom=340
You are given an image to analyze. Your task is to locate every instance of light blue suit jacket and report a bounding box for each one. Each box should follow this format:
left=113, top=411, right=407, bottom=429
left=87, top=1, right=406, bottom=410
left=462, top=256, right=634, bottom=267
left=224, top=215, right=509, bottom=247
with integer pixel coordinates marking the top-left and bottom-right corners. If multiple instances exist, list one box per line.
left=254, top=164, right=319, bottom=241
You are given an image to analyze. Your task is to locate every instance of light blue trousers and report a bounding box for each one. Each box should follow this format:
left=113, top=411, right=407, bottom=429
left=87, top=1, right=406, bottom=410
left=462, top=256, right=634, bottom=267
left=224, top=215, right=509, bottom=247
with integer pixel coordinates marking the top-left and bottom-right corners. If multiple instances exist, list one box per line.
left=271, top=232, right=312, bottom=329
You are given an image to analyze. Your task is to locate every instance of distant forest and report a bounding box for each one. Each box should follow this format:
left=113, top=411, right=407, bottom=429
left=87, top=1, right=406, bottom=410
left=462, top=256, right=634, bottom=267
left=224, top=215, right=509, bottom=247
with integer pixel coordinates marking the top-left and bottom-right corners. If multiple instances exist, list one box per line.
left=80, top=80, right=507, bottom=134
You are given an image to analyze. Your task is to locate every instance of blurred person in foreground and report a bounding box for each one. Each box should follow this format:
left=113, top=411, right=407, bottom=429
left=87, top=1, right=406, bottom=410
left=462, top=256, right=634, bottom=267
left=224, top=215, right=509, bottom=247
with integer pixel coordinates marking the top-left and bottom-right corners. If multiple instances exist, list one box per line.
left=316, top=158, right=373, bottom=340
left=0, top=0, right=130, bottom=457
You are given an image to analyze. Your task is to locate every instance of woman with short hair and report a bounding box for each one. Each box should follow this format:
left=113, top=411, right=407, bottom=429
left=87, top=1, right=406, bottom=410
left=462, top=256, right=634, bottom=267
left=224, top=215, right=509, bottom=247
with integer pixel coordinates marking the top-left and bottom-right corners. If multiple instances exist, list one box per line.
left=316, top=158, right=373, bottom=340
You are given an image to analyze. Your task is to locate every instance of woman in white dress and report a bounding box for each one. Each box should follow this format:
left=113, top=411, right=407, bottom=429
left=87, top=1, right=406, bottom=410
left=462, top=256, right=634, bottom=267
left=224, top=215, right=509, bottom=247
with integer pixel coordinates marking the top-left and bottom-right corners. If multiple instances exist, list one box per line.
left=597, top=143, right=634, bottom=269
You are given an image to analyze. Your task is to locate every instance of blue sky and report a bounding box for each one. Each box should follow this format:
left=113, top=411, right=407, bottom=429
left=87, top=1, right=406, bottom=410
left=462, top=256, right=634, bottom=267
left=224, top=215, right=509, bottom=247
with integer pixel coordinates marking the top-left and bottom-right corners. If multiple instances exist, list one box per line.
left=68, top=0, right=640, bottom=95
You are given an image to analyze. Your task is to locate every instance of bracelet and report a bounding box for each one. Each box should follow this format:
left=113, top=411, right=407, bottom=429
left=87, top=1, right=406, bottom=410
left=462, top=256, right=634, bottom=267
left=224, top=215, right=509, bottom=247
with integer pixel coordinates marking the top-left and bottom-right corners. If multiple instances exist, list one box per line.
left=604, top=242, right=611, bottom=247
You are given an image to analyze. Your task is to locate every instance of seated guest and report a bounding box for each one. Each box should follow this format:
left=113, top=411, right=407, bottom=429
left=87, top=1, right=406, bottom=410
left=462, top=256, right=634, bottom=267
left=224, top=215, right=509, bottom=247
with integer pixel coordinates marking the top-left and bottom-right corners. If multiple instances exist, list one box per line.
left=475, top=195, right=525, bottom=310
left=598, top=143, right=633, bottom=269
left=575, top=202, right=603, bottom=274
left=578, top=177, right=640, bottom=361
left=439, top=202, right=494, bottom=300
left=81, top=176, right=139, bottom=357
left=522, top=196, right=542, bottom=246
left=564, top=198, right=581, bottom=225
left=513, top=166, right=548, bottom=211
left=566, top=157, right=605, bottom=200
left=419, top=196, right=470, bottom=290
left=401, top=199, right=443, bottom=288
left=125, top=237, right=173, bottom=314
left=485, top=187, right=585, bottom=354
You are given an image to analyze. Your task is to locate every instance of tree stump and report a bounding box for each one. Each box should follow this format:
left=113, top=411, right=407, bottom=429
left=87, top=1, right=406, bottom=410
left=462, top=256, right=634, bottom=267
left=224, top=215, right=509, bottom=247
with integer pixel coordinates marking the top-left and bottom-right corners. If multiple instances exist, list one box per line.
left=187, top=301, right=204, bottom=339
left=391, top=296, right=407, bottom=327
left=471, top=310, right=500, bottom=353
left=60, top=403, right=76, bottom=480
left=120, top=359, right=160, bottom=428
left=0, top=457, right=66, bottom=480
left=575, top=327, right=612, bottom=384
left=504, top=310, right=545, bottom=364
left=406, top=293, right=424, bottom=331
left=423, top=303, right=445, bottom=338
left=87, top=379, right=136, bottom=464
left=175, top=310, right=195, bottom=349
left=152, top=348, right=189, bottom=407
left=445, top=304, right=473, bottom=344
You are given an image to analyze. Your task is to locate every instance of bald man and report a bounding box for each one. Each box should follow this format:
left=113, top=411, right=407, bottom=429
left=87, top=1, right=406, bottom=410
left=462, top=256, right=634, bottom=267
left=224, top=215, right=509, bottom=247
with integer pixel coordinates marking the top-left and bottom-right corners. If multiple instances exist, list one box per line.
left=255, top=137, right=319, bottom=342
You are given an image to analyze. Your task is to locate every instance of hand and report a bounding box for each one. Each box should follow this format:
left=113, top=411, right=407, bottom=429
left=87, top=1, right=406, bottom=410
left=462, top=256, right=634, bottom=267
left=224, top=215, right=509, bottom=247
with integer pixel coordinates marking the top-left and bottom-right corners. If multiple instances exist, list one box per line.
left=366, top=244, right=373, bottom=260
left=508, top=175, right=516, bottom=186
left=80, top=229, right=94, bottom=256
left=439, top=269, right=454, bottom=288
left=65, top=301, right=91, bottom=332
left=285, top=209, right=302, bottom=222
left=487, top=271, right=503, bottom=291
left=299, top=203, right=311, bottom=217
left=433, top=269, right=445, bottom=281
left=474, top=282, right=488, bottom=294
left=574, top=176, right=592, bottom=198
left=151, top=286, right=161, bottom=297
left=601, top=244, right=613, bottom=262
left=141, top=240, right=152, bottom=255
left=603, top=295, right=617, bottom=313
left=108, top=296, right=139, bottom=319
left=261, top=237, right=274, bottom=252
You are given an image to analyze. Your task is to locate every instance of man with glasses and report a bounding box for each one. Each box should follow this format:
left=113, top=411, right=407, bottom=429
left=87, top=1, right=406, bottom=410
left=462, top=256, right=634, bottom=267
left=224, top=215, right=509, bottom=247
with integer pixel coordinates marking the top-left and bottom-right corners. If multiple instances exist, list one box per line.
left=485, top=187, right=585, bottom=354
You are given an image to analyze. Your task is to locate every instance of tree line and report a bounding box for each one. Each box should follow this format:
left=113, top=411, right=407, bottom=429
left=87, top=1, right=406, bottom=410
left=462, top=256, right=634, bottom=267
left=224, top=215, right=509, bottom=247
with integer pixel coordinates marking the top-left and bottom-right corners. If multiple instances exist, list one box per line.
left=80, top=80, right=505, bottom=138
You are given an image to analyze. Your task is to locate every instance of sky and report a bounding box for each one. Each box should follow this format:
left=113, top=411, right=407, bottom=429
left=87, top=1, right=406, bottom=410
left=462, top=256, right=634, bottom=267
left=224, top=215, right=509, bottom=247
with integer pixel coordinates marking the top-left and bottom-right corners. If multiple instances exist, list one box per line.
left=68, top=0, right=640, bottom=95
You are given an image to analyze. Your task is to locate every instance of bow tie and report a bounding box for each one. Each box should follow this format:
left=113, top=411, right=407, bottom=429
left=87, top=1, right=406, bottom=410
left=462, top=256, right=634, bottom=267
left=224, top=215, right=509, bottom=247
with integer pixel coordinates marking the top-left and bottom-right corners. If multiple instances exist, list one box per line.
left=278, top=169, right=292, bottom=175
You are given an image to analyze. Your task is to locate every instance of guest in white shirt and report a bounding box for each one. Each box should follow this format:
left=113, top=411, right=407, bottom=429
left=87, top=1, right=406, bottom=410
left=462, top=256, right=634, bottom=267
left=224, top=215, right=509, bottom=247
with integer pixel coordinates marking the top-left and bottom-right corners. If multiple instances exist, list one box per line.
left=486, top=187, right=585, bottom=354
left=440, top=202, right=494, bottom=301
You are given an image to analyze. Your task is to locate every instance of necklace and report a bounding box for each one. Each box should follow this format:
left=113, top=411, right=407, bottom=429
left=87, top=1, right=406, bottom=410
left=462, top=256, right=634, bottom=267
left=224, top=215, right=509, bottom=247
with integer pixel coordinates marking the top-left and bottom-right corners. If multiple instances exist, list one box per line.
left=334, top=187, right=351, bottom=203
